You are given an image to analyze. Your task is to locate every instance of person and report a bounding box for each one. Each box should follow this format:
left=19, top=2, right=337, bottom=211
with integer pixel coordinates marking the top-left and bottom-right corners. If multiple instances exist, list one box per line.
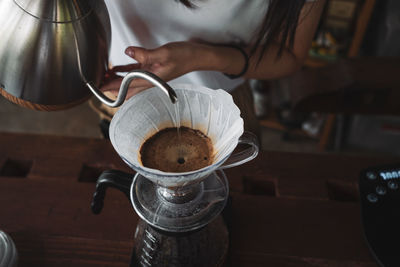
left=98, top=0, right=326, bottom=138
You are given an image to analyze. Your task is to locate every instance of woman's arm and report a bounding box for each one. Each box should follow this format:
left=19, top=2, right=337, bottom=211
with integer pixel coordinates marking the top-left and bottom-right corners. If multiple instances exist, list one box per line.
left=200, top=0, right=326, bottom=79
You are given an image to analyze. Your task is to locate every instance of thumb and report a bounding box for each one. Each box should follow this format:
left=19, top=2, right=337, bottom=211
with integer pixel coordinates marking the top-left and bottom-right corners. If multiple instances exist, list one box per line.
left=125, top=46, right=156, bottom=65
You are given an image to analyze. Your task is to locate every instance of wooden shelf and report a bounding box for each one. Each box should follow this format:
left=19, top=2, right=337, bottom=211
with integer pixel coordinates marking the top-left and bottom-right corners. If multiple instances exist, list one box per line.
left=258, top=109, right=320, bottom=140
left=258, top=0, right=377, bottom=151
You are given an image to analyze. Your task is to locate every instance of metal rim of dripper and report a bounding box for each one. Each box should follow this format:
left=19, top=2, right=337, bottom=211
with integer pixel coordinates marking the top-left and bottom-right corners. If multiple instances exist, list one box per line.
left=129, top=170, right=229, bottom=233
left=156, top=182, right=205, bottom=205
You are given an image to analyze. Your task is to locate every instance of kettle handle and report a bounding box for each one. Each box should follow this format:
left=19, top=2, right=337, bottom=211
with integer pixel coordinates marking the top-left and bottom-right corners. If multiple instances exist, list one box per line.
left=91, top=170, right=134, bottom=214
left=86, top=70, right=177, bottom=108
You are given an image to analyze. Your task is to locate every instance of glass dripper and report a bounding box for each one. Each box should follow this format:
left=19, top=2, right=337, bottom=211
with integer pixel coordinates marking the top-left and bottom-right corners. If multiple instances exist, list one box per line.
left=108, top=83, right=259, bottom=232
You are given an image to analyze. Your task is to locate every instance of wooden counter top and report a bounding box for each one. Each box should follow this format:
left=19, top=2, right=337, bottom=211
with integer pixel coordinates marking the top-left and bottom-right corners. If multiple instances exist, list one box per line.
left=0, top=132, right=398, bottom=266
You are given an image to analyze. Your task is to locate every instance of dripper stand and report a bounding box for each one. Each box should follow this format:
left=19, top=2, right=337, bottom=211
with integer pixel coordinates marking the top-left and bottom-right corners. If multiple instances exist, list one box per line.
left=131, top=169, right=229, bottom=232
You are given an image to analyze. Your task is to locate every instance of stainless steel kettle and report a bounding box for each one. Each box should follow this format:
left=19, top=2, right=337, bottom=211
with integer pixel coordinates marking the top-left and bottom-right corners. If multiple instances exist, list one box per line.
left=0, top=0, right=176, bottom=111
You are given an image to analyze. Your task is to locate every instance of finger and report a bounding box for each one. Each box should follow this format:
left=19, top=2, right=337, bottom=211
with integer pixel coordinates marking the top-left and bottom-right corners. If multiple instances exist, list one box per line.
left=104, top=72, right=122, bottom=82
left=102, top=73, right=122, bottom=88
left=124, top=78, right=155, bottom=90
left=125, top=86, right=149, bottom=99
left=111, top=63, right=141, bottom=73
left=102, top=88, right=119, bottom=98
left=125, top=46, right=162, bottom=65
left=100, top=77, right=123, bottom=92
left=104, top=85, right=150, bottom=100
left=101, top=73, right=155, bottom=92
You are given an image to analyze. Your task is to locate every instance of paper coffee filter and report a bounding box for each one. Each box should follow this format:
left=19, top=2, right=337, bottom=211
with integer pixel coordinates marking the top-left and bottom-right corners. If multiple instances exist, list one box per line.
left=109, top=83, right=243, bottom=186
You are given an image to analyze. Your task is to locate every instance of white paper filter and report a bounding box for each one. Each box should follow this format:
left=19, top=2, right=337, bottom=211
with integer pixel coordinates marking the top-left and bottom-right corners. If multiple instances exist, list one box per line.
left=109, top=83, right=243, bottom=186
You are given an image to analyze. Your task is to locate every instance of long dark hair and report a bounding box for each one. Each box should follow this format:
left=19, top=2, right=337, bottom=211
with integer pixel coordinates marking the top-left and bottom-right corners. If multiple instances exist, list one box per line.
left=176, top=0, right=307, bottom=60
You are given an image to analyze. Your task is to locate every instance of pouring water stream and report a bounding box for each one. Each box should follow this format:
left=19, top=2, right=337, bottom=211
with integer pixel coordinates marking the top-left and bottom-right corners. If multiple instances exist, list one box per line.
left=173, top=102, right=186, bottom=164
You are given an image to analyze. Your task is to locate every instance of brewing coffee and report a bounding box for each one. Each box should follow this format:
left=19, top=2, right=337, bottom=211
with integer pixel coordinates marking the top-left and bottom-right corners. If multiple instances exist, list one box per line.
left=140, top=127, right=214, bottom=172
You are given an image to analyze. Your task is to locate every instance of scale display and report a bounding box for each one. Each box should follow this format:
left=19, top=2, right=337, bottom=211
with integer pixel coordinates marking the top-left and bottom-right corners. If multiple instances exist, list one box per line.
left=379, top=170, right=400, bottom=180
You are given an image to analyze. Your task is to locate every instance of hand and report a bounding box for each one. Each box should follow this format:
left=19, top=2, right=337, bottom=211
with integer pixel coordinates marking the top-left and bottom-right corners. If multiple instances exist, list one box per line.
left=100, top=41, right=207, bottom=99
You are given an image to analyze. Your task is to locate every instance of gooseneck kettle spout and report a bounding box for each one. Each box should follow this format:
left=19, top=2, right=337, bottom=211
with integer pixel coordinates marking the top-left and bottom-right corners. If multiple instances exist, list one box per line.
left=86, top=71, right=178, bottom=107
left=0, top=0, right=177, bottom=111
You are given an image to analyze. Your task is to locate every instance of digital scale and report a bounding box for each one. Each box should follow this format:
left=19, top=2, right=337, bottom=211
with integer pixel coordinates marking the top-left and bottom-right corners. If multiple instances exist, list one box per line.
left=359, top=164, right=400, bottom=267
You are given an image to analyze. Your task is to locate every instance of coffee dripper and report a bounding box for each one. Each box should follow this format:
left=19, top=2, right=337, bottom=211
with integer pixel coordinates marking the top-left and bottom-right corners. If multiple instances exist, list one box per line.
left=91, top=83, right=259, bottom=266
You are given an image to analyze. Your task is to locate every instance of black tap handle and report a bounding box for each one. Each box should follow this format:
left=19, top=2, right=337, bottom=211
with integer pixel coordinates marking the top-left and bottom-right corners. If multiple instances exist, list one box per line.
left=91, top=170, right=134, bottom=214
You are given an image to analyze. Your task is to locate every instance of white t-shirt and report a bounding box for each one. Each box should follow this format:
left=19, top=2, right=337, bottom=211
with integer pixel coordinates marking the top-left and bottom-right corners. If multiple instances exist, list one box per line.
left=103, top=0, right=311, bottom=92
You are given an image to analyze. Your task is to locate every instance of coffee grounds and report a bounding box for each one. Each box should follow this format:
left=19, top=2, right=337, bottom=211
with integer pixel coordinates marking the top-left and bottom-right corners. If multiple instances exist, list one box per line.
left=140, top=127, right=213, bottom=172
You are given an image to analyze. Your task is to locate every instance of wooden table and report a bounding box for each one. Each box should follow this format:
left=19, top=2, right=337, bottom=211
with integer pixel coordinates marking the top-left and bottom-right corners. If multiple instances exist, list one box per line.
left=0, top=132, right=398, bottom=266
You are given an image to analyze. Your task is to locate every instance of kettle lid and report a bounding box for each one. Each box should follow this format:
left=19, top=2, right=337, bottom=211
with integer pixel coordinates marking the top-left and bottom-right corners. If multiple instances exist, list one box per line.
left=14, top=0, right=96, bottom=23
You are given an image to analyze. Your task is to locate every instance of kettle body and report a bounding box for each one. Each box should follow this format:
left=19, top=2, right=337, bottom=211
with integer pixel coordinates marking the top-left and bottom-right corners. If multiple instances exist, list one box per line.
left=0, top=0, right=111, bottom=110
left=0, top=0, right=177, bottom=111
